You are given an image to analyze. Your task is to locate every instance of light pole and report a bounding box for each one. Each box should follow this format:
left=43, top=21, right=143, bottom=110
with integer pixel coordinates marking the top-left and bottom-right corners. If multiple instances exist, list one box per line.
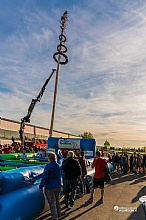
left=49, top=11, right=69, bottom=137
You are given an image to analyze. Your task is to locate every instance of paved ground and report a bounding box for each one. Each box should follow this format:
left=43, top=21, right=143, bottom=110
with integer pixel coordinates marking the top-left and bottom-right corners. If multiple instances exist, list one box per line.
left=36, top=173, right=146, bottom=220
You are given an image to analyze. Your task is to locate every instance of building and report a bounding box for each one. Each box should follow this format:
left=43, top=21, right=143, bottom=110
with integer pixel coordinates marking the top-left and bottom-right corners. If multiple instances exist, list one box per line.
left=0, top=117, right=78, bottom=145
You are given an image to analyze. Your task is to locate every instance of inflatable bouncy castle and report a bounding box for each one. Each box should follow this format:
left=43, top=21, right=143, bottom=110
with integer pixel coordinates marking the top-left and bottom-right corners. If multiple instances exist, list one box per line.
left=0, top=137, right=113, bottom=220
left=0, top=151, right=65, bottom=220
left=0, top=150, right=65, bottom=220
left=0, top=165, right=46, bottom=220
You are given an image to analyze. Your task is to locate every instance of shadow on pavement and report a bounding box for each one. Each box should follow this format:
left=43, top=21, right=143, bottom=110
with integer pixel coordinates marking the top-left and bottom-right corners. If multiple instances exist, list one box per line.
left=130, top=175, right=146, bottom=185
left=109, top=173, right=145, bottom=185
left=37, top=199, right=103, bottom=220
left=61, top=199, right=103, bottom=219
left=35, top=212, right=51, bottom=220
left=131, top=186, right=146, bottom=203
left=126, top=205, right=145, bottom=220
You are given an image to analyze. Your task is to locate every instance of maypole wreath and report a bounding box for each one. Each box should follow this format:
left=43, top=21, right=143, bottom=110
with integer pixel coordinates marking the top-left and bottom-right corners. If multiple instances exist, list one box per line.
left=53, top=11, right=68, bottom=65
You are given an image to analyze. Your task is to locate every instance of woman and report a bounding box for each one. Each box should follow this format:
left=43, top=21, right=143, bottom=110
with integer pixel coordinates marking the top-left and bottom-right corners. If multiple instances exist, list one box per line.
left=39, top=152, right=61, bottom=220
left=78, top=151, right=88, bottom=194
left=107, top=153, right=112, bottom=163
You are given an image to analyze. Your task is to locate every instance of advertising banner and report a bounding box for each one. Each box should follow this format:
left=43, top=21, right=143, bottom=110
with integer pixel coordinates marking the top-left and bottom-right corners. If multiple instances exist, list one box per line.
left=48, top=137, right=96, bottom=159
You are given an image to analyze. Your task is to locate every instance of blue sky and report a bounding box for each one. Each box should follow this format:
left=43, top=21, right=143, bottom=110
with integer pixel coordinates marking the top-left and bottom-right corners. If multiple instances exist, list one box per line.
left=1, top=0, right=146, bottom=148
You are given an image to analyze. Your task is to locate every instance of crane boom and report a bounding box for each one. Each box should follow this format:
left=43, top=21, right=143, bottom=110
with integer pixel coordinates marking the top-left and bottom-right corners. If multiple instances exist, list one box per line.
left=19, top=69, right=56, bottom=147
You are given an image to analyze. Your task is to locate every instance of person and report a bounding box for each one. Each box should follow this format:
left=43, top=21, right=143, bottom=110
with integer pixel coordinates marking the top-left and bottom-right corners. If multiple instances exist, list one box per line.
left=36, top=148, right=46, bottom=158
left=88, top=151, right=108, bottom=204
left=107, top=153, right=112, bottom=163
left=62, top=151, right=81, bottom=208
left=20, top=149, right=28, bottom=160
left=112, top=152, right=116, bottom=170
left=39, top=152, right=61, bottom=220
left=114, top=153, right=120, bottom=173
left=121, top=153, right=128, bottom=174
left=129, top=154, right=134, bottom=173
left=0, top=145, right=3, bottom=154
left=133, top=152, right=137, bottom=173
left=3, top=145, right=10, bottom=154
left=136, top=153, right=142, bottom=174
left=142, top=153, right=146, bottom=174
left=75, top=149, right=81, bottom=160
left=119, top=154, right=123, bottom=173
left=61, top=149, right=68, bottom=158
left=101, top=150, right=104, bottom=157
left=78, top=151, right=88, bottom=195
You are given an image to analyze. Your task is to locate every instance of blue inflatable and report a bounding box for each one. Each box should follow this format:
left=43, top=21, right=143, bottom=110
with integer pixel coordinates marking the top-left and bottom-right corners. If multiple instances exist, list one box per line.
left=0, top=165, right=47, bottom=220
left=0, top=157, right=63, bottom=220
left=0, top=165, right=44, bottom=195
left=0, top=137, right=114, bottom=220
left=0, top=183, right=45, bottom=220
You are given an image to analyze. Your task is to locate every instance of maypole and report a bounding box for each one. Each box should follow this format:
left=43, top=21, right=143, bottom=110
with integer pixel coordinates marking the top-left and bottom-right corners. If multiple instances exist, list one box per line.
left=49, top=11, right=69, bottom=137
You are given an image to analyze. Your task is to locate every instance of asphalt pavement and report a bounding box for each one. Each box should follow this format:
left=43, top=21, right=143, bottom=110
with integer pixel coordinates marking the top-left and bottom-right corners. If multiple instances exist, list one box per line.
left=36, top=173, right=146, bottom=220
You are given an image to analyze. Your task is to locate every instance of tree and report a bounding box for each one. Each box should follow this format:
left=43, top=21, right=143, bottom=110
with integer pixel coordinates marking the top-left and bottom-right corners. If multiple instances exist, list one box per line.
left=78, top=131, right=94, bottom=138
left=103, top=140, right=110, bottom=151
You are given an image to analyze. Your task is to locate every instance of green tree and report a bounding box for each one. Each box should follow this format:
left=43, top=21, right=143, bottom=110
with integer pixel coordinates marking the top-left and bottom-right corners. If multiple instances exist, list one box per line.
left=78, top=131, right=94, bottom=138
left=103, top=140, right=110, bottom=151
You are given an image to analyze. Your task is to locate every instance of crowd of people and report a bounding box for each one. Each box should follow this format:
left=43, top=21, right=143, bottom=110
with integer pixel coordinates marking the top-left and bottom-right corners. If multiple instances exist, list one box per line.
left=0, top=143, right=45, bottom=154
left=0, top=143, right=146, bottom=220
left=108, top=151, right=146, bottom=174
left=39, top=150, right=108, bottom=220
left=39, top=149, right=146, bottom=220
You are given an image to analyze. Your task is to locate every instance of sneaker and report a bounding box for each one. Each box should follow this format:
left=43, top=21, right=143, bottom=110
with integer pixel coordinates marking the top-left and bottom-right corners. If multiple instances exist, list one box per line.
left=88, top=197, right=93, bottom=204
left=70, top=202, right=74, bottom=207
left=99, top=198, right=103, bottom=203
left=78, top=192, right=83, bottom=198
left=65, top=204, right=68, bottom=209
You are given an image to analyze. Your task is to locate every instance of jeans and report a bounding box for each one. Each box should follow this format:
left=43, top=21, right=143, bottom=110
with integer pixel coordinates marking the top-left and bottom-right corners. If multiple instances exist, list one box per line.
left=123, top=164, right=128, bottom=174
left=64, top=179, right=78, bottom=206
left=45, top=188, right=61, bottom=220
left=79, top=175, right=86, bottom=194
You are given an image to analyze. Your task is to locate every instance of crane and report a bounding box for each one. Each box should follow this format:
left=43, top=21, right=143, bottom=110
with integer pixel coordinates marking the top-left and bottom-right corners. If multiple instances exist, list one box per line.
left=19, top=69, right=56, bottom=147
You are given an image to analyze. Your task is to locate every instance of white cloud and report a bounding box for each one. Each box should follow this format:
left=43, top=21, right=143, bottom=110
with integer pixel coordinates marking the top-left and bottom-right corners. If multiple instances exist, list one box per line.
left=1, top=1, right=146, bottom=147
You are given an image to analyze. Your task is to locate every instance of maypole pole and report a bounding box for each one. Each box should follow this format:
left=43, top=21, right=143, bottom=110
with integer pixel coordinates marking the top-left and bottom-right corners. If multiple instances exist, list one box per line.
left=49, top=11, right=69, bottom=137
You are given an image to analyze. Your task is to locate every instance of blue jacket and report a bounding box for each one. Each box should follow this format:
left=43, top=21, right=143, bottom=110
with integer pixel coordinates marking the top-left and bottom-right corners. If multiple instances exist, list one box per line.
left=39, top=162, right=61, bottom=190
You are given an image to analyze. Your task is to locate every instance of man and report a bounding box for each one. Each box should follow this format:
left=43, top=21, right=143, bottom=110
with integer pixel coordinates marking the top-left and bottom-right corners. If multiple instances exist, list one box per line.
left=133, top=152, right=137, bottom=173
left=143, top=153, right=146, bottom=174
left=62, top=151, right=81, bottom=208
left=36, top=148, right=46, bottom=158
left=129, top=154, right=134, bottom=173
left=112, top=152, right=116, bottom=170
left=114, top=153, right=120, bottom=173
left=136, top=153, right=142, bottom=174
left=121, top=153, right=128, bottom=174
left=88, top=151, right=108, bottom=204
left=20, top=149, right=28, bottom=160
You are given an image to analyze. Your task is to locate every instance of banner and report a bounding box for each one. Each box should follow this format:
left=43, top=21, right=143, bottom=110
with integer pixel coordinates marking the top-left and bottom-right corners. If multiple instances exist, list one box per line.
left=48, top=137, right=96, bottom=159
left=58, top=138, right=80, bottom=149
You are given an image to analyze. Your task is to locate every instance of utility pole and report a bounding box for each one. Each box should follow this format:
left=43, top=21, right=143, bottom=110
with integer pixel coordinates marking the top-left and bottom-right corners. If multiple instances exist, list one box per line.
left=49, top=11, right=69, bottom=137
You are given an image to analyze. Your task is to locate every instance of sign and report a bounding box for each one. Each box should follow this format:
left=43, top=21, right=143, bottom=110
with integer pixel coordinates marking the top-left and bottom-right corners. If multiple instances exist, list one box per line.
left=48, top=137, right=96, bottom=159
left=84, top=150, right=94, bottom=157
left=58, top=138, right=80, bottom=149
